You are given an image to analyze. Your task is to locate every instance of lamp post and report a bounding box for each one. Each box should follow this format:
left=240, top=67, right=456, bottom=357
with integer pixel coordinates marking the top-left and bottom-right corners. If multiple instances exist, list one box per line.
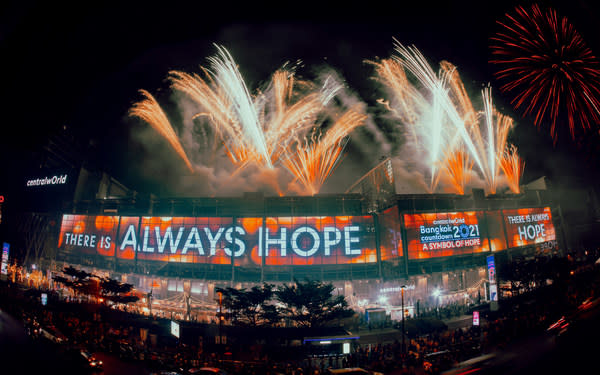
left=217, top=291, right=223, bottom=347
left=401, top=285, right=407, bottom=362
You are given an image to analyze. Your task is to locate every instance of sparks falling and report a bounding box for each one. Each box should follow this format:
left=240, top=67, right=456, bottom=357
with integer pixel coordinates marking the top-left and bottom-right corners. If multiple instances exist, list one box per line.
left=500, top=144, right=525, bottom=194
left=442, top=149, right=474, bottom=195
left=132, top=44, right=359, bottom=195
left=370, top=39, right=519, bottom=194
left=129, top=89, right=194, bottom=173
left=282, top=107, right=367, bottom=195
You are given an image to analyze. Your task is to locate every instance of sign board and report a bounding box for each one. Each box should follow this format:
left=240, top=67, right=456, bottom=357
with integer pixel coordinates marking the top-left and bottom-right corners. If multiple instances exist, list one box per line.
left=486, top=255, right=496, bottom=284
left=1, top=243, right=9, bottom=275
left=170, top=320, right=180, bottom=338
left=473, top=311, right=480, bottom=326
left=489, top=284, right=498, bottom=302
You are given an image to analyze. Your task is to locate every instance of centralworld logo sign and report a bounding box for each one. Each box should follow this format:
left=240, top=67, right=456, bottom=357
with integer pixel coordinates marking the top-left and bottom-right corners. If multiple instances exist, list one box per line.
left=26, top=174, right=68, bottom=187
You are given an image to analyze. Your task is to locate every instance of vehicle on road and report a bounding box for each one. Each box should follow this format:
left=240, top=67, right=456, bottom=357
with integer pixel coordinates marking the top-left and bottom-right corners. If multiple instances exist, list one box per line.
left=186, top=368, right=229, bottom=375
left=326, top=368, right=384, bottom=375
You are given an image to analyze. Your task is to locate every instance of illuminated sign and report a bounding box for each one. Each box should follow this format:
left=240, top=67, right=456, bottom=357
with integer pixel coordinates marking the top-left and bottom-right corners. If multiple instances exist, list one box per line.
left=58, top=215, right=118, bottom=257
left=503, top=207, right=556, bottom=248
left=1, top=242, right=9, bottom=275
left=58, top=214, right=376, bottom=265
left=473, top=311, right=479, bottom=326
left=171, top=321, right=180, bottom=338
left=404, top=211, right=490, bottom=259
left=26, top=174, right=68, bottom=187
left=487, top=255, right=496, bottom=283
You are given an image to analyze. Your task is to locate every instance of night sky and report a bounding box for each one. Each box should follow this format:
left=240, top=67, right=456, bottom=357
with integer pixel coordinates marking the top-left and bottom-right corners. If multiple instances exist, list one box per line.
left=2, top=0, right=600, bottom=197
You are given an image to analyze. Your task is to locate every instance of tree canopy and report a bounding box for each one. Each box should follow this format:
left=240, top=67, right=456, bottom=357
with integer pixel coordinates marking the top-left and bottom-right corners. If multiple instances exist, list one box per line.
left=275, top=278, right=355, bottom=328
left=52, top=265, right=139, bottom=304
left=217, top=279, right=355, bottom=329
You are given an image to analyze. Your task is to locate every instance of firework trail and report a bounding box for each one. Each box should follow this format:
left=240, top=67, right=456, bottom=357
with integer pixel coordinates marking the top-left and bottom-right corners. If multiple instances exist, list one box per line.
left=490, top=4, right=600, bottom=142
left=370, top=40, right=517, bottom=194
left=366, top=56, right=448, bottom=192
left=500, top=144, right=525, bottom=194
left=282, top=106, right=367, bottom=195
left=129, top=89, right=194, bottom=173
left=169, top=44, right=344, bottom=175
left=468, top=86, right=514, bottom=194
left=391, top=41, right=487, bottom=179
left=442, top=149, right=474, bottom=195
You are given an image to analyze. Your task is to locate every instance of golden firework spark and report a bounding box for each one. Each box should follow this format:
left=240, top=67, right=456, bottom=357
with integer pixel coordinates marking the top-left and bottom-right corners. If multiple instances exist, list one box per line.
left=500, top=144, right=525, bottom=194
left=282, top=107, right=367, bottom=195
left=129, top=89, right=194, bottom=172
left=442, top=148, right=474, bottom=195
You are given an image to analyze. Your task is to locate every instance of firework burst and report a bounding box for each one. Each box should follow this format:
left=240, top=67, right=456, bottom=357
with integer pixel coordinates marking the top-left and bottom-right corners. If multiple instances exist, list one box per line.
left=131, top=44, right=360, bottom=195
left=282, top=106, right=367, bottom=195
left=490, top=4, right=600, bottom=142
left=370, top=40, right=517, bottom=194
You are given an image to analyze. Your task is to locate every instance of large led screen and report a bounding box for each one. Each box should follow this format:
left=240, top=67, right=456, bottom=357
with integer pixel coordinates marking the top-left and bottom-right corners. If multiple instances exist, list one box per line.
left=404, top=211, right=490, bottom=259
left=58, top=214, right=119, bottom=257
left=379, top=206, right=403, bottom=260
left=502, top=207, right=556, bottom=248
left=59, top=214, right=376, bottom=266
left=261, top=216, right=377, bottom=265
left=117, top=216, right=234, bottom=264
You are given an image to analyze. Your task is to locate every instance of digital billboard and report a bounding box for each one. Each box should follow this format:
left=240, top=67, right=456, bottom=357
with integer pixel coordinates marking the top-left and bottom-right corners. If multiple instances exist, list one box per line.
left=403, top=211, right=490, bottom=259
left=59, top=214, right=377, bottom=266
left=260, top=215, right=377, bottom=265
left=58, top=214, right=119, bottom=257
left=118, top=216, right=234, bottom=264
left=502, top=207, right=556, bottom=248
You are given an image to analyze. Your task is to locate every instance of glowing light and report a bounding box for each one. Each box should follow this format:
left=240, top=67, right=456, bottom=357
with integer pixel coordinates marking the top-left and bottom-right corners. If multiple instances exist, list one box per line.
left=129, top=89, right=194, bottom=172
left=370, top=40, right=519, bottom=194
left=281, top=107, right=367, bottom=195
left=490, top=4, right=600, bottom=142
left=500, top=144, right=525, bottom=194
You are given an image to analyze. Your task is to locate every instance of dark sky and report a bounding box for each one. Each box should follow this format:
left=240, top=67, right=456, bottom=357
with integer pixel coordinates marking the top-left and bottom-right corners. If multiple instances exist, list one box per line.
left=2, top=0, right=600, bottom=196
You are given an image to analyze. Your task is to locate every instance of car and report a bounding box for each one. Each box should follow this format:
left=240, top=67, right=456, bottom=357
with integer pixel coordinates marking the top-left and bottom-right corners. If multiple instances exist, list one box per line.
left=326, top=368, right=383, bottom=375
left=186, top=368, right=229, bottom=375
left=63, top=348, right=103, bottom=372
left=80, top=350, right=103, bottom=371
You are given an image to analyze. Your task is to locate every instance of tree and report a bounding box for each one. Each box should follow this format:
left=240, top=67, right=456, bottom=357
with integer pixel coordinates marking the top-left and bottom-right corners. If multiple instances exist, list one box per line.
left=275, top=278, right=355, bottom=328
left=216, top=283, right=275, bottom=326
left=52, top=265, right=139, bottom=304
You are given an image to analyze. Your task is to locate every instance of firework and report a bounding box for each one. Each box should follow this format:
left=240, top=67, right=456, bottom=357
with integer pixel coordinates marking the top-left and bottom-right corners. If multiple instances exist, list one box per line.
left=370, top=40, right=517, bottom=194
left=500, top=144, right=525, bottom=194
left=282, top=107, right=367, bottom=195
left=366, top=54, right=448, bottom=192
left=129, top=89, right=194, bottom=172
left=169, top=44, right=343, bottom=174
left=129, top=44, right=360, bottom=195
left=490, top=4, right=600, bottom=142
left=470, top=86, right=514, bottom=194
left=442, top=149, right=474, bottom=195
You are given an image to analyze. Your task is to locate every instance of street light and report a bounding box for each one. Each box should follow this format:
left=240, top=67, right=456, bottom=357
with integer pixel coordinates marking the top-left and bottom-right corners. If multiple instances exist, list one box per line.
left=400, top=285, right=407, bottom=362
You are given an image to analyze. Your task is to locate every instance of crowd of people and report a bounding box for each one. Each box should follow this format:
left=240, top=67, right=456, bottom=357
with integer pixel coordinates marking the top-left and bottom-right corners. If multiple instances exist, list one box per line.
left=0, top=249, right=599, bottom=374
